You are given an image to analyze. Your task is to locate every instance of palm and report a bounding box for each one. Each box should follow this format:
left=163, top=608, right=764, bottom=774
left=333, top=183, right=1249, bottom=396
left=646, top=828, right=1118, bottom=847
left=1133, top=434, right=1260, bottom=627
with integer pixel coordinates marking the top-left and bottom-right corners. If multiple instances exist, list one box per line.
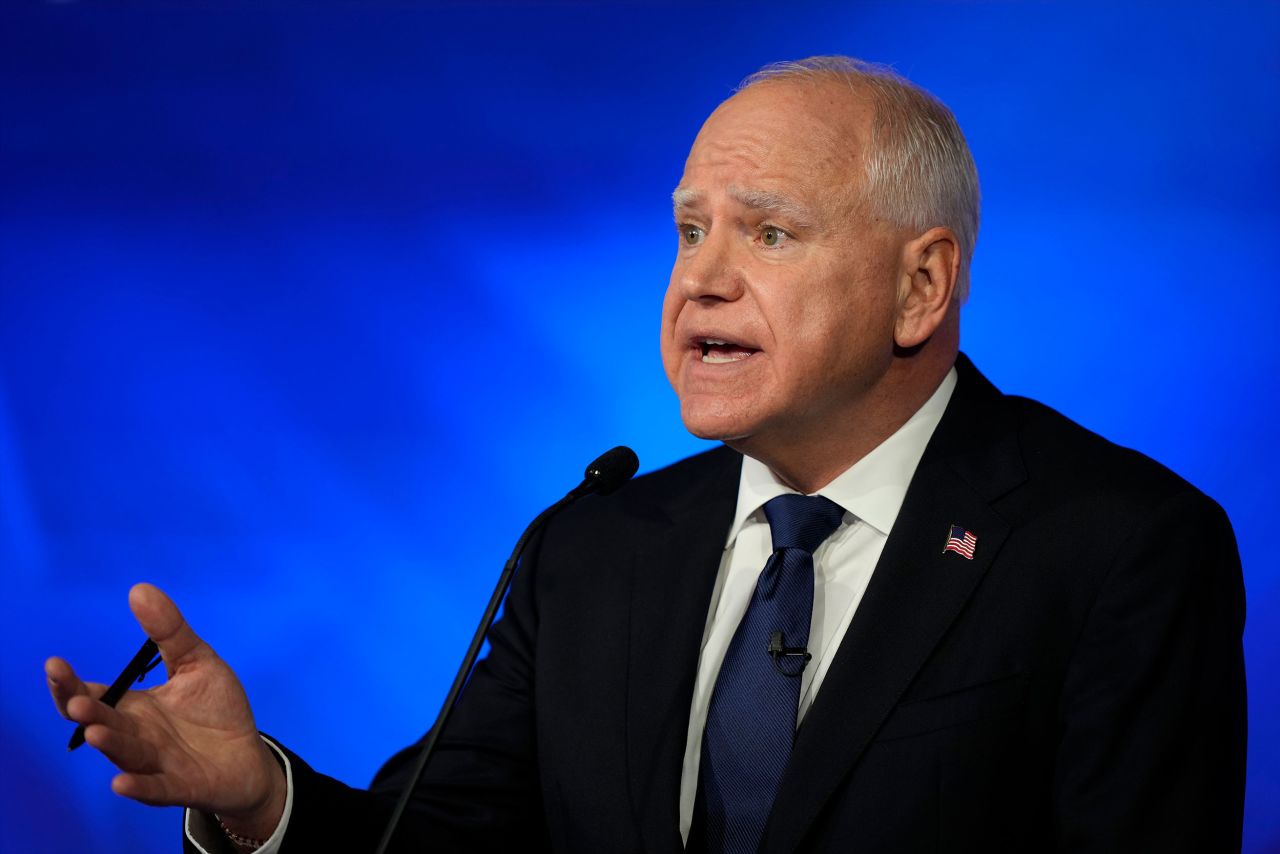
left=47, top=583, right=284, bottom=824
left=120, top=652, right=268, bottom=812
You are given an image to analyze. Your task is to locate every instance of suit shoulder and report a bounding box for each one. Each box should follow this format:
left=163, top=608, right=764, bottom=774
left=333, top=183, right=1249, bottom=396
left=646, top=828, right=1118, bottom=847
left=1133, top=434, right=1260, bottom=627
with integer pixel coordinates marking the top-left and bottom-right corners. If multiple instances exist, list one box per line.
left=1002, top=394, right=1222, bottom=519
left=578, top=444, right=738, bottom=514
left=979, top=394, right=1240, bottom=631
left=525, top=445, right=739, bottom=594
left=620, top=444, right=740, bottom=502
left=540, top=444, right=739, bottom=538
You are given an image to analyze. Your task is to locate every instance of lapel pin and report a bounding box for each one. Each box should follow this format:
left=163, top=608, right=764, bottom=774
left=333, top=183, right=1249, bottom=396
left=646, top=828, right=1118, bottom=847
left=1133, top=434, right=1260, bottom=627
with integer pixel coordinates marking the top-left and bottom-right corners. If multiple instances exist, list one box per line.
left=943, top=524, right=977, bottom=560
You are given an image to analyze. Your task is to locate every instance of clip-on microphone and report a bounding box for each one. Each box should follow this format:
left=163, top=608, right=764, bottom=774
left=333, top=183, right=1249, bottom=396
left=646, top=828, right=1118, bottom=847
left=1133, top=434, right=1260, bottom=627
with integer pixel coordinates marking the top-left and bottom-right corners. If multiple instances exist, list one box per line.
left=767, top=631, right=812, bottom=677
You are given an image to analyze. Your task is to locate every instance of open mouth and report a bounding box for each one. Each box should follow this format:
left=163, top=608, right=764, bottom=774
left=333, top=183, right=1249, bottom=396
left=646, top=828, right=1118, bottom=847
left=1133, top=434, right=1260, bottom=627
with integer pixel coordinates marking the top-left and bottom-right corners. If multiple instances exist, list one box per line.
left=698, top=338, right=760, bottom=364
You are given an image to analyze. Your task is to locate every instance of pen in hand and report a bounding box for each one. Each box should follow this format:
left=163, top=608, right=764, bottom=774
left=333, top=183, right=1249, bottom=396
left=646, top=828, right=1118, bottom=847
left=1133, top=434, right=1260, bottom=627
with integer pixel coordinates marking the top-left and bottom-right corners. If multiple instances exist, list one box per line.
left=67, top=638, right=163, bottom=751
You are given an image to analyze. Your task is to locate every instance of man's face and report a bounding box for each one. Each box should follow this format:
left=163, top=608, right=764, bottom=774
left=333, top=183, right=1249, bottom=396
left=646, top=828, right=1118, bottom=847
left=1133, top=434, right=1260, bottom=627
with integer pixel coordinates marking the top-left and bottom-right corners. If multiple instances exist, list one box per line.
left=661, top=80, right=909, bottom=457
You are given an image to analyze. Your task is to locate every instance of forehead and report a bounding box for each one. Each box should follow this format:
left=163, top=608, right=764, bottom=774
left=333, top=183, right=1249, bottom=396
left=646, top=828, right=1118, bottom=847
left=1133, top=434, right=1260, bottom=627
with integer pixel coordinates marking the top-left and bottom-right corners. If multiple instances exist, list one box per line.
left=677, top=79, right=873, bottom=205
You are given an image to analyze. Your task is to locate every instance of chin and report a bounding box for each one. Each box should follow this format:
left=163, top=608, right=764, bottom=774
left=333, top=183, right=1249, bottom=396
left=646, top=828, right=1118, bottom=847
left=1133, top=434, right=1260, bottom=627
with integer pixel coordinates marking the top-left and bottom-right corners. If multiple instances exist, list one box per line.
left=679, top=402, right=756, bottom=443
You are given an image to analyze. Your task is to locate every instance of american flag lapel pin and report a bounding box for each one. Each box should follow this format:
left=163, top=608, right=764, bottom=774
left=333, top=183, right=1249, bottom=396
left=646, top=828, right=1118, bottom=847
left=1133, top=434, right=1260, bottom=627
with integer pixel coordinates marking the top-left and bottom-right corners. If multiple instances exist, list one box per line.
left=942, top=524, right=977, bottom=559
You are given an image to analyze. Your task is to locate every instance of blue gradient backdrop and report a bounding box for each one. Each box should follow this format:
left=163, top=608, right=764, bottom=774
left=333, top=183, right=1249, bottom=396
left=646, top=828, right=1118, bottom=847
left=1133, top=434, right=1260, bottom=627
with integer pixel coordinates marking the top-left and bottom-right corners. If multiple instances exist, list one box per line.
left=3, top=2, right=1277, bottom=850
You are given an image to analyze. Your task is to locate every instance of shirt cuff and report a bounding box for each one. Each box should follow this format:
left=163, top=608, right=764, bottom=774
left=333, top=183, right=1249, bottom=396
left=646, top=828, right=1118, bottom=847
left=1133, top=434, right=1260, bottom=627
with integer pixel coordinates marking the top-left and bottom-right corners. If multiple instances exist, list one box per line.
left=183, top=735, right=294, bottom=854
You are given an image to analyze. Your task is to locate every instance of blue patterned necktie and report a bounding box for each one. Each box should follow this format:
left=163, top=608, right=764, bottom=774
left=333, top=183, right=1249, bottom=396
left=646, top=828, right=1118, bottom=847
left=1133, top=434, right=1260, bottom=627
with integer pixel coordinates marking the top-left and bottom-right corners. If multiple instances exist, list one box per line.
left=697, top=493, right=846, bottom=854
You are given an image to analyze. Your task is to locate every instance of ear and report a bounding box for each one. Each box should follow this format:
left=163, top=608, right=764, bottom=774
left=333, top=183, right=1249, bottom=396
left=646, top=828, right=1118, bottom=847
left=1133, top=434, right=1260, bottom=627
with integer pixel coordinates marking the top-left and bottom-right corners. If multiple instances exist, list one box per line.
left=894, top=226, right=960, bottom=349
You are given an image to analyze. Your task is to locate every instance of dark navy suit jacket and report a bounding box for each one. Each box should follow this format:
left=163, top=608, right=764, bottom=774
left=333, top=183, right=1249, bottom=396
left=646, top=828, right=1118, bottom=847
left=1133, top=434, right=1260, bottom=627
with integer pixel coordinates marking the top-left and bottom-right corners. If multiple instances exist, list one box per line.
left=208, top=355, right=1246, bottom=853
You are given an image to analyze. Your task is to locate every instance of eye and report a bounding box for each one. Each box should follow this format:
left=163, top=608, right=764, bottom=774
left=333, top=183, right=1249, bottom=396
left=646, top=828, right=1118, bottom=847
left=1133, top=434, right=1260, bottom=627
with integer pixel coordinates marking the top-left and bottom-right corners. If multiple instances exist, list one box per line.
left=680, top=224, right=705, bottom=246
left=760, top=225, right=789, bottom=248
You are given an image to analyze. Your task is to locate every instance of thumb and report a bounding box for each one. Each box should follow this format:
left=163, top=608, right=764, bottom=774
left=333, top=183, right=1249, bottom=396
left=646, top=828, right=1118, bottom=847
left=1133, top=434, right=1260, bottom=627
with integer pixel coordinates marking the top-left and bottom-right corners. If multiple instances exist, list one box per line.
left=128, top=583, right=210, bottom=674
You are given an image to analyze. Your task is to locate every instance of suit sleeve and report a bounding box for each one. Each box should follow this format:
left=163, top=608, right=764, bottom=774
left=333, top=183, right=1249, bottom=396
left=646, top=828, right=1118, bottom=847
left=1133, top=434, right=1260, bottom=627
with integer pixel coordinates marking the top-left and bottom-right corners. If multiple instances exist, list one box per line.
left=1052, top=489, right=1247, bottom=851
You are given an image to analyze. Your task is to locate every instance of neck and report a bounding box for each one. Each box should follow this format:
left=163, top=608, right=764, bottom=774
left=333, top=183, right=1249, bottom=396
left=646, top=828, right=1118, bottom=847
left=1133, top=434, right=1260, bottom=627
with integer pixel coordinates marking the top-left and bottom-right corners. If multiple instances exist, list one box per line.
left=730, top=350, right=956, bottom=494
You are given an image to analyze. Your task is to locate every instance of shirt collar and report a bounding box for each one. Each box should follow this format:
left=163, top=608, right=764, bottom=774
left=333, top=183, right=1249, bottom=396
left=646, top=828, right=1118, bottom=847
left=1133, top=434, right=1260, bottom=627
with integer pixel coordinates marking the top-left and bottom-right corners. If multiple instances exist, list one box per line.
left=725, top=366, right=958, bottom=548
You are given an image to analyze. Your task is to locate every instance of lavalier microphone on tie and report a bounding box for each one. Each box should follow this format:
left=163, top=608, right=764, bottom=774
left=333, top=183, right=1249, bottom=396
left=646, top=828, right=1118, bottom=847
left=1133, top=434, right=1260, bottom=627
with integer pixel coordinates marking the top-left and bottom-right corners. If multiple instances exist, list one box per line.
left=767, top=630, right=812, bottom=677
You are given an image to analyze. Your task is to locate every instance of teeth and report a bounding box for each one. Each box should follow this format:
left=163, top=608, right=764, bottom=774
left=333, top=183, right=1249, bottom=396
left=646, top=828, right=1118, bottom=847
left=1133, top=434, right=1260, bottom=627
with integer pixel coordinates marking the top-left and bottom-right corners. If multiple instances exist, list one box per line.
left=697, top=336, right=752, bottom=363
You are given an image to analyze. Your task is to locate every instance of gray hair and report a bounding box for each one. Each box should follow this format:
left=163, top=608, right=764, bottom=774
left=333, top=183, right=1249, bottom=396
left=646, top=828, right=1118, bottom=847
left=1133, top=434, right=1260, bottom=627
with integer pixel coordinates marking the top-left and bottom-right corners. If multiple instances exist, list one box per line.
left=739, top=56, right=980, bottom=301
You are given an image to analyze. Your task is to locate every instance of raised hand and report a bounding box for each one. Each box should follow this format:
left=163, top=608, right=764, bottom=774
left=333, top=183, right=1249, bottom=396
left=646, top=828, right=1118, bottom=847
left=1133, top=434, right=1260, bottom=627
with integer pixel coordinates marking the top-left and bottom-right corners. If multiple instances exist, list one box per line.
left=46, top=583, right=286, bottom=840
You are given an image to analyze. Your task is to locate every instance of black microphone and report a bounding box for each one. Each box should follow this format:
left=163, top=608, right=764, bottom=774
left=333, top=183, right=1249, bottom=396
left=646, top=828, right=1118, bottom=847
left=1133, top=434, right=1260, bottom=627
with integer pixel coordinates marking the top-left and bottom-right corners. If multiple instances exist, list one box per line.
left=767, top=630, right=812, bottom=677
left=570, top=445, right=640, bottom=498
left=375, top=446, right=639, bottom=854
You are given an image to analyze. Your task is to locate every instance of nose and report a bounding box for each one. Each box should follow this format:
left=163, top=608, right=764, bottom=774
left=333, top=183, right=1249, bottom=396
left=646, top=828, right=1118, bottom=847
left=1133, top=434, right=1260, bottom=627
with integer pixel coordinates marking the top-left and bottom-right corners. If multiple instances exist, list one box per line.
left=673, top=228, right=744, bottom=304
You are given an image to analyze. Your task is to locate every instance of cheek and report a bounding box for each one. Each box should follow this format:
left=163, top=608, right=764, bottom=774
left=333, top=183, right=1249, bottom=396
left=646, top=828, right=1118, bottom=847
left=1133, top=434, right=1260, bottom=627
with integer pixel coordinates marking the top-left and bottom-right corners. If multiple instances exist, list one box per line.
left=660, top=276, right=682, bottom=328
left=659, top=279, right=684, bottom=380
left=761, top=286, right=844, bottom=356
left=776, top=282, right=896, bottom=376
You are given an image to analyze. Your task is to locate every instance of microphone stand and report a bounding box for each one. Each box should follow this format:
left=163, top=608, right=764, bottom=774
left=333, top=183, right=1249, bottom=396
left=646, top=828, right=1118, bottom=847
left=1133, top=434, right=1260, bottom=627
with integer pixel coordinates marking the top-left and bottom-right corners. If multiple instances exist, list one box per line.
left=373, top=447, right=637, bottom=854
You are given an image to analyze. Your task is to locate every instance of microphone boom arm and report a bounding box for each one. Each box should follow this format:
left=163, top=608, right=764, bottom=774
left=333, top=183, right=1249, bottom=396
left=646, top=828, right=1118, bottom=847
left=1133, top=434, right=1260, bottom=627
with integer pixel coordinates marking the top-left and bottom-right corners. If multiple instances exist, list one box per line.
left=374, top=446, right=637, bottom=854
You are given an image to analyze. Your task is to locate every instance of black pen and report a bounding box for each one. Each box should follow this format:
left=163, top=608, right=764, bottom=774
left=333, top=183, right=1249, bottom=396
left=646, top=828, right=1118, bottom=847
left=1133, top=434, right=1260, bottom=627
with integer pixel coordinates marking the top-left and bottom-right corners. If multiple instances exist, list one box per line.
left=67, top=638, right=163, bottom=751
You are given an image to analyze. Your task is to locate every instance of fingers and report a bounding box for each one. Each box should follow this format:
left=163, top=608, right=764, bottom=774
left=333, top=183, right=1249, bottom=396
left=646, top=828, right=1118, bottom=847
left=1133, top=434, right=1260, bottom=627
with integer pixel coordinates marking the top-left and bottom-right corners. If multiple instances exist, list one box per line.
left=85, top=720, right=161, bottom=776
left=65, top=688, right=137, bottom=733
left=112, top=772, right=179, bottom=808
left=128, top=583, right=208, bottom=674
left=59, top=672, right=164, bottom=777
left=45, top=657, right=106, bottom=719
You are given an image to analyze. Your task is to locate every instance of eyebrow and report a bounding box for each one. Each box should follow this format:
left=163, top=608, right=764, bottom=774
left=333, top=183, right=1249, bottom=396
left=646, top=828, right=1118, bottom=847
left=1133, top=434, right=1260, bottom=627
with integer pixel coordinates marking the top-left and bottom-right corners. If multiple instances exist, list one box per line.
left=671, top=185, right=817, bottom=228
left=671, top=187, right=701, bottom=214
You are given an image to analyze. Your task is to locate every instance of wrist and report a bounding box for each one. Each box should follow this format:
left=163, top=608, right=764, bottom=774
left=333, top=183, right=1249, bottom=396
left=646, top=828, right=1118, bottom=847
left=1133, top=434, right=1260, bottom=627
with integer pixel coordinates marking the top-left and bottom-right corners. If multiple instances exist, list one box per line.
left=215, top=814, right=270, bottom=852
left=217, top=740, right=287, bottom=844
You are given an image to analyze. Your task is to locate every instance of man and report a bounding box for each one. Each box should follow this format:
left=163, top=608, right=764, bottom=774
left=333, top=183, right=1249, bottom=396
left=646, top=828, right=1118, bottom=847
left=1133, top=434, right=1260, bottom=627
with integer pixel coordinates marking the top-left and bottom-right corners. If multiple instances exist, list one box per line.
left=48, top=57, right=1246, bottom=852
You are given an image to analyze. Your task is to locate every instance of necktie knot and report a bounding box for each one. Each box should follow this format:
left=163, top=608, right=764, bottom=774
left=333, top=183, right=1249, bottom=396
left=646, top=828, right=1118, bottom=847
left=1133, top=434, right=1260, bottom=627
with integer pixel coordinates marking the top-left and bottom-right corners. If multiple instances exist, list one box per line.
left=763, top=494, right=845, bottom=554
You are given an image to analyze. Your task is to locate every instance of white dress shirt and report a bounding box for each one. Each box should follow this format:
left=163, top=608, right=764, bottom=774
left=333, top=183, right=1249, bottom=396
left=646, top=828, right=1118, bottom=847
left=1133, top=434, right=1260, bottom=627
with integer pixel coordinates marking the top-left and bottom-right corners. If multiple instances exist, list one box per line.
left=188, top=368, right=957, bottom=853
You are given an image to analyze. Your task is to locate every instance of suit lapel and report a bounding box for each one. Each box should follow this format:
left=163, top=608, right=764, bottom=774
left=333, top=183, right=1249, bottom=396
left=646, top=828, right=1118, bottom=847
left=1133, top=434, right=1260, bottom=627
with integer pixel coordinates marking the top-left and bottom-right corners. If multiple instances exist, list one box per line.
left=625, top=447, right=741, bottom=854
left=762, top=355, right=1027, bottom=854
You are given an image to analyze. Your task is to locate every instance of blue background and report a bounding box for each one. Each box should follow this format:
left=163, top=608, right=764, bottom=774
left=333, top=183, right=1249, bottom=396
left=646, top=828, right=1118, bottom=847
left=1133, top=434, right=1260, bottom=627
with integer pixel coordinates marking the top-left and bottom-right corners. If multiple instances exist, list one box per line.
left=2, top=2, right=1277, bottom=850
